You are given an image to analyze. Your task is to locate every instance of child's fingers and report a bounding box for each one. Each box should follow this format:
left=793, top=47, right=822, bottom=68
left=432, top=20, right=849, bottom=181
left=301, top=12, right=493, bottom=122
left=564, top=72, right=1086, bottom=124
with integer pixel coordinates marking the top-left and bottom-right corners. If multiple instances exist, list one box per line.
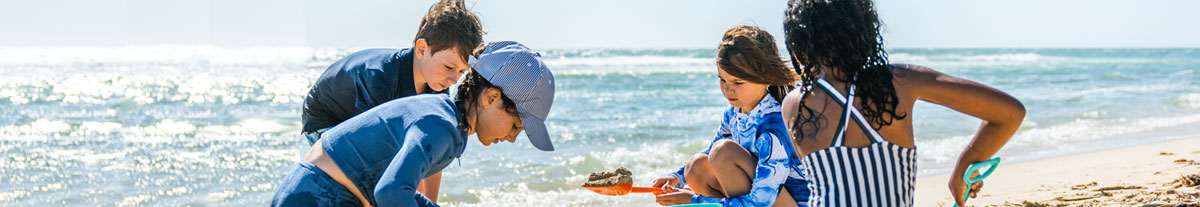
left=662, top=185, right=684, bottom=197
left=662, top=185, right=680, bottom=193
left=652, top=185, right=668, bottom=196
left=969, top=181, right=984, bottom=198
left=654, top=193, right=673, bottom=205
left=651, top=178, right=667, bottom=188
left=655, top=192, right=688, bottom=206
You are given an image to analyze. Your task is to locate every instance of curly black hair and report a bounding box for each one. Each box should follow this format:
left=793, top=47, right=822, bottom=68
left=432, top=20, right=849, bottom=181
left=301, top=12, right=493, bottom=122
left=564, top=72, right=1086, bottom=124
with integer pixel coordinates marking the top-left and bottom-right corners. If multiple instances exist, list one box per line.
left=783, top=0, right=906, bottom=140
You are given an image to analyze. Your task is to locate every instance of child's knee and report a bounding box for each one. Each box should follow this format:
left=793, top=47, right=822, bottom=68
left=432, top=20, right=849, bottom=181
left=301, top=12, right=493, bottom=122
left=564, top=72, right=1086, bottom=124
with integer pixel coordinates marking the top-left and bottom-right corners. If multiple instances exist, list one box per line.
left=683, top=154, right=710, bottom=178
left=709, top=139, right=741, bottom=154
left=708, top=140, right=750, bottom=164
left=685, top=154, right=710, bottom=171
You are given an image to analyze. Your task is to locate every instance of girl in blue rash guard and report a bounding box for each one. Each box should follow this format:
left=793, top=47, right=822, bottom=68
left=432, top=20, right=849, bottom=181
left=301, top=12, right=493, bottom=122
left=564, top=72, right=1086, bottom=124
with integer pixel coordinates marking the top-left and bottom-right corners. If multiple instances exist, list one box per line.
left=652, top=26, right=811, bottom=207
left=272, top=41, right=556, bottom=207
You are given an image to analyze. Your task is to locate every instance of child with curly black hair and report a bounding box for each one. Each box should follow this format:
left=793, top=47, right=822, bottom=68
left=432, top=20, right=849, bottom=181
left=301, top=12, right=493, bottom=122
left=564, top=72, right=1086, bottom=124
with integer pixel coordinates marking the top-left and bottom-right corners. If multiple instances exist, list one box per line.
left=781, top=0, right=1026, bottom=206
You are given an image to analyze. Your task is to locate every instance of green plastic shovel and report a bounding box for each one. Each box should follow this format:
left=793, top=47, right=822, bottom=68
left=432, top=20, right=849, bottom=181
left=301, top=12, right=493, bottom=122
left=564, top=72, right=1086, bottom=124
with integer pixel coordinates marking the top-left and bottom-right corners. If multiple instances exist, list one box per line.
left=955, top=157, right=1000, bottom=207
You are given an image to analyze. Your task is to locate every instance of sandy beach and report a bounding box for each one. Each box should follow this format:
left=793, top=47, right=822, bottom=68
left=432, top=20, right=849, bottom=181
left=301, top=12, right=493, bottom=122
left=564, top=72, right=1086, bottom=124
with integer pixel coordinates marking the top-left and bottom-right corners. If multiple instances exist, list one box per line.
left=915, top=137, right=1200, bottom=206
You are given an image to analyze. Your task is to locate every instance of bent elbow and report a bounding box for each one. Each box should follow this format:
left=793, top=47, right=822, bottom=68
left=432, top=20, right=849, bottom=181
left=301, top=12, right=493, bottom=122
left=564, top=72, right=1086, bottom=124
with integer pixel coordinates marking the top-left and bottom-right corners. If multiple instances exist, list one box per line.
left=1005, top=97, right=1027, bottom=125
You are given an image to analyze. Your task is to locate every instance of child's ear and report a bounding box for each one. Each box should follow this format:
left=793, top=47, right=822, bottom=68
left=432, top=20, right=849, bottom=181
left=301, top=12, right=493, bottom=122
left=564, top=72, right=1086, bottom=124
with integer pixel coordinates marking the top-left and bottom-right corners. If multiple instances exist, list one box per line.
left=482, top=88, right=503, bottom=109
left=414, top=39, right=429, bottom=59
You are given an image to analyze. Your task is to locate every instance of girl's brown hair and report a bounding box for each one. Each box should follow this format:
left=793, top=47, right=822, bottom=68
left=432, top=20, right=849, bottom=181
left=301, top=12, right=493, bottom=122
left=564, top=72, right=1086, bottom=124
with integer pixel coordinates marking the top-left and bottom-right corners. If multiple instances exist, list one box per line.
left=716, top=25, right=800, bottom=102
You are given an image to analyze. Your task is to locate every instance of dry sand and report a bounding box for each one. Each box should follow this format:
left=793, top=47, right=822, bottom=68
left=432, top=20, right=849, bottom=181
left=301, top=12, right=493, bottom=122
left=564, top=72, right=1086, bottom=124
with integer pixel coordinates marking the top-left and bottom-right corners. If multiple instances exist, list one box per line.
left=915, top=137, right=1200, bottom=206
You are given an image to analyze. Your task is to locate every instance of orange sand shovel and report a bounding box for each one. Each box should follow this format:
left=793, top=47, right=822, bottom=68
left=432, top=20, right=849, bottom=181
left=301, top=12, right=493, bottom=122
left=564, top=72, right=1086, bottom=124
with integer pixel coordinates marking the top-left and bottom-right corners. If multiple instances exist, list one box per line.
left=582, top=182, right=690, bottom=196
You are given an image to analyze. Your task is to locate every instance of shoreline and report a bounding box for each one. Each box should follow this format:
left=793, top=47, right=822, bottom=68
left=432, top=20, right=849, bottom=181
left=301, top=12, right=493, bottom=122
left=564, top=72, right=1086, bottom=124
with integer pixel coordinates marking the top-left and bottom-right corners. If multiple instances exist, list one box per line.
left=914, top=136, right=1200, bottom=206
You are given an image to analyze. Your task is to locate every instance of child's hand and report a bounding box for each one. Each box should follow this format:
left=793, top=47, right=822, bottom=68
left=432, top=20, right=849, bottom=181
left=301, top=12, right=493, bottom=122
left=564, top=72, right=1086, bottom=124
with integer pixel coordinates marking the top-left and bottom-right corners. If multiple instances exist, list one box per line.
left=654, top=185, right=693, bottom=206
left=650, top=176, right=679, bottom=195
left=948, top=171, right=985, bottom=206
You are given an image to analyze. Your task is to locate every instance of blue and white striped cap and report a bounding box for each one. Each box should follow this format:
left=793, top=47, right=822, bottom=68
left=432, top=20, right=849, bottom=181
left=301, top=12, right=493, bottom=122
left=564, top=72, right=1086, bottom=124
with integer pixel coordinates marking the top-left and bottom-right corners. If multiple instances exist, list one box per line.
left=468, top=41, right=557, bottom=151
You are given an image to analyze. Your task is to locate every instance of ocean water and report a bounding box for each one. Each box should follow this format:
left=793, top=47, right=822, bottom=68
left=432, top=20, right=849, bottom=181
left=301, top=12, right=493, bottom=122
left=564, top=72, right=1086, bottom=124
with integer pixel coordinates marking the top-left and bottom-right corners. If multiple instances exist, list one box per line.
left=1, top=47, right=1197, bottom=206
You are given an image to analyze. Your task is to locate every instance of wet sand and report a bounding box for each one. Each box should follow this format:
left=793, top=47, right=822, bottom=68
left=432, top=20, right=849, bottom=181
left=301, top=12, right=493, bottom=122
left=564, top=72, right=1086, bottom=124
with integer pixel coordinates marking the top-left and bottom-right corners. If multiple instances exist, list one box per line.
left=583, top=167, right=633, bottom=187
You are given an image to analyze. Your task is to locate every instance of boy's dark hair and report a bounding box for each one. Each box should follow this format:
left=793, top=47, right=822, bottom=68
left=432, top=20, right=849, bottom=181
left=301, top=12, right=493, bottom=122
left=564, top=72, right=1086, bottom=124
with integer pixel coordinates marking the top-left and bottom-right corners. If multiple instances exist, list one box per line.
left=415, top=0, right=484, bottom=63
left=784, top=0, right=907, bottom=139
left=454, top=70, right=518, bottom=132
left=716, top=25, right=799, bottom=103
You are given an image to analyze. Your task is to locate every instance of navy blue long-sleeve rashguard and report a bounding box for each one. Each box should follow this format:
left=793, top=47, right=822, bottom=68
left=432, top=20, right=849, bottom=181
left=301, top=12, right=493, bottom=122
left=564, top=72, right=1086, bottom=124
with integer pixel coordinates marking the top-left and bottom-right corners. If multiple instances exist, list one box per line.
left=302, top=48, right=444, bottom=136
left=320, top=94, right=467, bottom=207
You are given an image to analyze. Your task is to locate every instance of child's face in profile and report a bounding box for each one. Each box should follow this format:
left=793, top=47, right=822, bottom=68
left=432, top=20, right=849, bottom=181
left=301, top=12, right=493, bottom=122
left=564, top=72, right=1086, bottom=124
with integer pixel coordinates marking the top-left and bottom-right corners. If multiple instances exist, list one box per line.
left=475, top=88, right=525, bottom=147
left=718, top=68, right=769, bottom=113
left=414, top=41, right=471, bottom=92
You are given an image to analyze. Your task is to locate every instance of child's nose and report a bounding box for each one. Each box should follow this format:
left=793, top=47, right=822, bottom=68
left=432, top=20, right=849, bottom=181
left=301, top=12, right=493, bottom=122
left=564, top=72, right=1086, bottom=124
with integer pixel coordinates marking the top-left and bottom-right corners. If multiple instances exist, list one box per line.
left=720, top=83, right=733, bottom=93
left=506, top=131, right=519, bottom=142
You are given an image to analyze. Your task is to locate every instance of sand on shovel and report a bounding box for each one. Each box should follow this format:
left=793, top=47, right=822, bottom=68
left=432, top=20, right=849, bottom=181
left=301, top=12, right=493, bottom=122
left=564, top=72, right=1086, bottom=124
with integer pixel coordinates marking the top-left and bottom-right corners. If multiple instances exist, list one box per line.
left=583, top=167, right=633, bottom=187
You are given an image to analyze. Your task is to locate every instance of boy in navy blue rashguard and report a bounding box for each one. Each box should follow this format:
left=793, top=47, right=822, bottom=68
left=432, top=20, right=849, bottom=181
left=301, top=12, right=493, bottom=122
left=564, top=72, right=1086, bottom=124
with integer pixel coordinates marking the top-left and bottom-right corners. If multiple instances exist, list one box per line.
left=300, top=1, right=483, bottom=201
left=302, top=0, right=482, bottom=144
left=273, top=42, right=557, bottom=207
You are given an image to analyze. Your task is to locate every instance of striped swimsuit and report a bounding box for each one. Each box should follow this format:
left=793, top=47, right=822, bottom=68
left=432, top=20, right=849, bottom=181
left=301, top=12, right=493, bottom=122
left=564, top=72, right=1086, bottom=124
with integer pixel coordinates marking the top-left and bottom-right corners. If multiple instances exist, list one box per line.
left=799, top=79, right=918, bottom=207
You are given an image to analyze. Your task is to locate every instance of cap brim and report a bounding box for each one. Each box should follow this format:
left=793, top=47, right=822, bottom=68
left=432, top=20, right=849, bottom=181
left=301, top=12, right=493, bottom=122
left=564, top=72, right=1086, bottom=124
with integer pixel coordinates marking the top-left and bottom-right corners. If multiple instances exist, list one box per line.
left=519, top=114, right=553, bottom=151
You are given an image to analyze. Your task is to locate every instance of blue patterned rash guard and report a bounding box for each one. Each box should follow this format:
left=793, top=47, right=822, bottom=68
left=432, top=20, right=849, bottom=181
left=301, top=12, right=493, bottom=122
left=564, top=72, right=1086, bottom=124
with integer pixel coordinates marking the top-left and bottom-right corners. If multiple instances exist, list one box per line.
left=670, top=94, right=811, bottom=206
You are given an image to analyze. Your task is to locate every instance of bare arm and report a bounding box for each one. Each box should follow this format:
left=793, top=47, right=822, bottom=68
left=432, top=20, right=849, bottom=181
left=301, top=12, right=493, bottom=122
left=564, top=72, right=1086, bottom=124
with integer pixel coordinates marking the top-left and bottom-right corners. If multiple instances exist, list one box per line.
left=900, top=64, right=1026, bottom=205
left=416, top=172, right=443, bottom=203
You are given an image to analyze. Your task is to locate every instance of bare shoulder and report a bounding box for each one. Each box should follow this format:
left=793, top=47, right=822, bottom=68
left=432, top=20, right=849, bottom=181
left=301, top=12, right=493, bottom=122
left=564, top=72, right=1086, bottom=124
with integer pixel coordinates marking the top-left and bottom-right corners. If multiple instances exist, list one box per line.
left=889, top=64, right=942, bottom=84
left=781, top=87, right=806, bottom=128
left=887, top=64, right=938, bottom=99
left=889, top=63, right=966, bottom=95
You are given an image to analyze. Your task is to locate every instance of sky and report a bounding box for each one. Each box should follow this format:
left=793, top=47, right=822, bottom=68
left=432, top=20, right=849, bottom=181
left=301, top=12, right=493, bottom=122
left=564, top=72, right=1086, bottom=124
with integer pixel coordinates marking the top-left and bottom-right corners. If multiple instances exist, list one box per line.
left=1, top=0, right=1198, bottom=49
